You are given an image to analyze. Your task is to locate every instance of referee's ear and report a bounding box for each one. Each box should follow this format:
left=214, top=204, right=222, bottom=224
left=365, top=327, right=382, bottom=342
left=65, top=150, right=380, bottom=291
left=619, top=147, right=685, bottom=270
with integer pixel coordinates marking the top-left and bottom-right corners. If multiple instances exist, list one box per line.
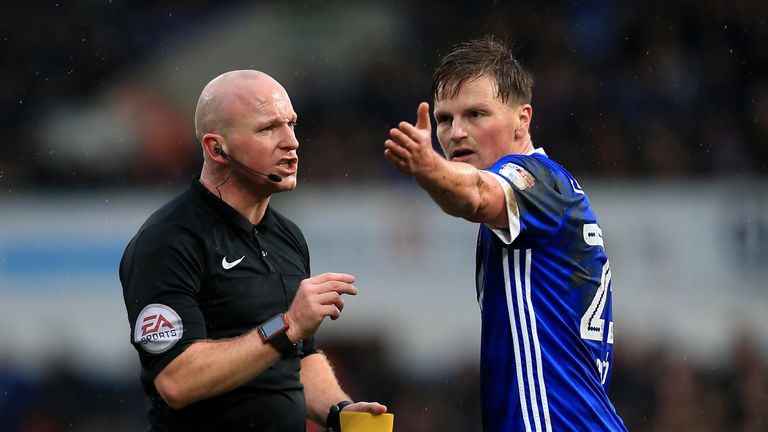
left=202, top=133, right=226, bottom=162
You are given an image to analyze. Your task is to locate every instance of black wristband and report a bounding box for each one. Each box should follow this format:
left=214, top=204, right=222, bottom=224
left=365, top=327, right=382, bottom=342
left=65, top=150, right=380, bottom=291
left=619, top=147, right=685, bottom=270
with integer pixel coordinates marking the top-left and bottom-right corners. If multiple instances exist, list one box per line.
left=268, top=330, right=298, bottom=357
left=326, top=400, right=353, bottom=432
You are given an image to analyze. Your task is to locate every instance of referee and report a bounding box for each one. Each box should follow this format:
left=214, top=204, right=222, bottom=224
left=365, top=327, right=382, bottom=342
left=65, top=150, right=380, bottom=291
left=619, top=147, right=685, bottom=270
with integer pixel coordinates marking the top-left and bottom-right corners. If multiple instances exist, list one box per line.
left=120, top=70, right=386, bottom=431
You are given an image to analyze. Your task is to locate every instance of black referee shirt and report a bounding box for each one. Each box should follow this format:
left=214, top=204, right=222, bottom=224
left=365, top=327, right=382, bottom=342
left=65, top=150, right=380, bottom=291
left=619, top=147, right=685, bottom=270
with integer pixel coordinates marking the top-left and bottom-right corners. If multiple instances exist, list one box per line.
left=120, top=177, right=317, bottom=431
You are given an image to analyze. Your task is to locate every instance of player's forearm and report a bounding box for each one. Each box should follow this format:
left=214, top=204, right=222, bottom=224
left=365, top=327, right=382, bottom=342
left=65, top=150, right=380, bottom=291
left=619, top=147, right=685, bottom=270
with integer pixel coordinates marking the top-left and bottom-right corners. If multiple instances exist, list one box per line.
left=301, top=352, right=350, bottom=426
left=154, top=330, right=280, bottom=409
left=415, top=157, right=491, bottom=222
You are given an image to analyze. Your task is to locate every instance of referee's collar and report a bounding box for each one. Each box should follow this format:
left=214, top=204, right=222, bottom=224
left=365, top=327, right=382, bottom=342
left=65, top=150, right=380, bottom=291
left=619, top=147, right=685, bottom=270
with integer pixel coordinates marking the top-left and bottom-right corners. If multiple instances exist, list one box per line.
left=189, top=176, right=272, bottom=233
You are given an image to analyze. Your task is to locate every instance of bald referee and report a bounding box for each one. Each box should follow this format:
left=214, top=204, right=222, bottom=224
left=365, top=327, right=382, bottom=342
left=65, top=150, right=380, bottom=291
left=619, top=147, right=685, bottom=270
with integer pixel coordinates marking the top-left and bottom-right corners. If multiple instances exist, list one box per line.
left=120, top=70, right=386, bottom=431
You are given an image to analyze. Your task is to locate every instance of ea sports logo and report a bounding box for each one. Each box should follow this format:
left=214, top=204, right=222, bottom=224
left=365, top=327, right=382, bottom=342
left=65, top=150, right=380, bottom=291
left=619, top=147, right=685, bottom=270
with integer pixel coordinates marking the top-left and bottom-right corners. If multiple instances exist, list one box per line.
left=134, top=304, right=183, bottom=354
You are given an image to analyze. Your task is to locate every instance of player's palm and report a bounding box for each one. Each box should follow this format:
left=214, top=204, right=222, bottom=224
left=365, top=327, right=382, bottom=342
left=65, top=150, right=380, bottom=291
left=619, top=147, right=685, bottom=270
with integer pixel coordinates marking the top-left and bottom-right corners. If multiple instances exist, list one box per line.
left=384, top=102, right=439, bottom=176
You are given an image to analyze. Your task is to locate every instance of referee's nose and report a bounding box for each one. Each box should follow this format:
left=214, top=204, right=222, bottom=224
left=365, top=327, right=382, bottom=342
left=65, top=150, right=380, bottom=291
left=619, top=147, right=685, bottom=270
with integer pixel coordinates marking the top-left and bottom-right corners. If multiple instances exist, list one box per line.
left=280, top=124, right=300, bottom=150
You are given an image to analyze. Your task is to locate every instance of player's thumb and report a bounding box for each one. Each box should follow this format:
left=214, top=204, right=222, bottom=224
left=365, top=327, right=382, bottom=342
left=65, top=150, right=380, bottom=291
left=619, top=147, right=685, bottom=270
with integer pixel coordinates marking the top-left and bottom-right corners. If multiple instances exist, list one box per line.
left=415, top=102, right=431, bottom=131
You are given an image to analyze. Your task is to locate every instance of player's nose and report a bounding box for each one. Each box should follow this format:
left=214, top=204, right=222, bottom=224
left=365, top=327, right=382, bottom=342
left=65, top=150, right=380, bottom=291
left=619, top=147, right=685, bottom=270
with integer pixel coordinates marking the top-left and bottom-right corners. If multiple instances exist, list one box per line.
left=450, top=120, right=468, bottom=141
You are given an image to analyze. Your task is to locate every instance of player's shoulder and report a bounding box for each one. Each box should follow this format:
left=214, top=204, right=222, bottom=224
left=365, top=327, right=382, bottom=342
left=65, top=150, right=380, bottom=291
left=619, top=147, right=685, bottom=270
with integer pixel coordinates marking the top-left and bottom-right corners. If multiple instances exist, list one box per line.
left=492, top=150, right=590, bottom=201
left=498, top=150, right=571, bottom=177
left=490, top=150, right=558, bottom=188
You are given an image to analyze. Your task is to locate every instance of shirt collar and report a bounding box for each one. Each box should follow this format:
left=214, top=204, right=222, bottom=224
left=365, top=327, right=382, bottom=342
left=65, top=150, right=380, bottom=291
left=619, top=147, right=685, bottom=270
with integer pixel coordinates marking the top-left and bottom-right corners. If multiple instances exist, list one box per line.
left=190, top=176, right=270, bottom=233
left=525, top=147, right=547, bottom=156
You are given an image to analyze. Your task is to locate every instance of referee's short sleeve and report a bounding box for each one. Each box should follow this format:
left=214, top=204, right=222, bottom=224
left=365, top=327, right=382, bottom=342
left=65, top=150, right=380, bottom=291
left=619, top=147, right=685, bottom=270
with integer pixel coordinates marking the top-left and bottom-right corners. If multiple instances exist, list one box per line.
left=120, top=224, right=207, bottom=381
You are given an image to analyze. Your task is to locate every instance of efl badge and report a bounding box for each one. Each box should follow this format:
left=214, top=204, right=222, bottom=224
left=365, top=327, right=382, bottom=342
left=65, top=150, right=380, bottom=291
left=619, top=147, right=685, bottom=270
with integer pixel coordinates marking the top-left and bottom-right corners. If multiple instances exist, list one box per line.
left=134, top=304, right=183, bottom=354
left=499, top=163, right=535, bottom=190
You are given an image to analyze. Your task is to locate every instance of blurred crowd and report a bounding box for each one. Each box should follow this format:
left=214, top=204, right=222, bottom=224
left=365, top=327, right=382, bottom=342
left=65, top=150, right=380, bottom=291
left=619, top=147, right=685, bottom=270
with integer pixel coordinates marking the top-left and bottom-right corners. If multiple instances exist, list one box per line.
left=2, top=335, right=767, bottom=431
left=1, top=0, right=767, bottom=189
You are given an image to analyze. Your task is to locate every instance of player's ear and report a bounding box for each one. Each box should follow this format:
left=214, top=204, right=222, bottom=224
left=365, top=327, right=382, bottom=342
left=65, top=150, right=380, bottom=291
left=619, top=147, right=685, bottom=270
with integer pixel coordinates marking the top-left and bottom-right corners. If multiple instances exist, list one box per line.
left=515, top=104, right=532, bottom=139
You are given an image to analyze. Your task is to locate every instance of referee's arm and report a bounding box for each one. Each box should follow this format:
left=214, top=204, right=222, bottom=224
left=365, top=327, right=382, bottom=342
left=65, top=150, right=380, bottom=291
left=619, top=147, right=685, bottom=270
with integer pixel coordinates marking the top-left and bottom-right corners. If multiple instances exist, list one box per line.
left=301, top=352, right=351, bottom=425
left=154, top=332, right=283, bottom=409
left=155, top=272, right=359, bottom=409
left=301, top=352, right=387, bottom=427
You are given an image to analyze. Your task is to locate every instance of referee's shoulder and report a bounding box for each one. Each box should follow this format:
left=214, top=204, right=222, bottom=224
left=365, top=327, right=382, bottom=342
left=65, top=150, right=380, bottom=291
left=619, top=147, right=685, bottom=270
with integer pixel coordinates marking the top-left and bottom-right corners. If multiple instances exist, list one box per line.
left=268, top=207, right=307, bottom=249
left=269, top=207, right=299, bottom=230
left=129, top=194, right=206, bottom=252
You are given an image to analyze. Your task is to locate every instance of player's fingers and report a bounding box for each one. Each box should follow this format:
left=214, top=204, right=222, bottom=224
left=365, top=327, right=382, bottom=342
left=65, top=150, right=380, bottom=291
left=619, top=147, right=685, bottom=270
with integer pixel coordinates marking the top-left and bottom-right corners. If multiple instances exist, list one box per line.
left=389, top=126, right=418, bottom=149
left=384, top=148, right=412, bottom=173
left=397, top=121, right=429, bottom=144
left=384, top=138, right=411, bottom=160
left=415, top=102, right=431, bottom=131
left=383, top=148, right=399, bottom=164
left=391, top=127, right=426, bottom=152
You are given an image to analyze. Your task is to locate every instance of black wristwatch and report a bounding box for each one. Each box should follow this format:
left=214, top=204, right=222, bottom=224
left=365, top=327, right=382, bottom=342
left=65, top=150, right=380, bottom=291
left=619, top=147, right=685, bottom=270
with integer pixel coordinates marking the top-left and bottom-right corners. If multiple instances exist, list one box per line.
left=258, top=313, right=298, bottom=357
left=326, top=400, right=353, bottom=432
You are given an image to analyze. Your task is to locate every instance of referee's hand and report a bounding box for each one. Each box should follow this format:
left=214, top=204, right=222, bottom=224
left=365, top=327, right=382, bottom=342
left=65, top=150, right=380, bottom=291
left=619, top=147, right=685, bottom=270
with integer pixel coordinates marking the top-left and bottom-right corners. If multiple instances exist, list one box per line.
left=285, top=272, right=357, bottom=341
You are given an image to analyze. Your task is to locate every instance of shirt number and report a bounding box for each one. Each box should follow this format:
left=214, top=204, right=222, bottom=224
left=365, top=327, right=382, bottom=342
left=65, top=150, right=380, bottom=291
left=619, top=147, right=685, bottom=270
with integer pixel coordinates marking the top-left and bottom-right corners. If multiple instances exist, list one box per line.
left=580, top=260, right=611, bottom=342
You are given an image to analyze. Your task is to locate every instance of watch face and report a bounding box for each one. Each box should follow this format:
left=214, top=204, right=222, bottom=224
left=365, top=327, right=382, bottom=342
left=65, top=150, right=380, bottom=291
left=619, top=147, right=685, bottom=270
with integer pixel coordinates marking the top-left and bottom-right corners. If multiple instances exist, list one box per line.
left=261, top=314, right=287, bottom=338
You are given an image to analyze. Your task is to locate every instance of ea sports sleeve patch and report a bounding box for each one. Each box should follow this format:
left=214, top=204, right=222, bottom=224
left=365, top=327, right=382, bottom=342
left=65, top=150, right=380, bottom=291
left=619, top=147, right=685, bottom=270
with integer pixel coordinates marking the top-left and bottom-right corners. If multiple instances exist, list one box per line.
left=134, top=303, right=184, bottom=354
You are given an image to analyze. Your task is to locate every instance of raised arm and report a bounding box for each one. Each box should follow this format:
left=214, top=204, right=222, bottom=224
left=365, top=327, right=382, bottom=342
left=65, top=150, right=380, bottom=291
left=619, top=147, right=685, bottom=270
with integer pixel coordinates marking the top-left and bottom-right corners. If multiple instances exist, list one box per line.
left=384, top=102, right=508, bottom=228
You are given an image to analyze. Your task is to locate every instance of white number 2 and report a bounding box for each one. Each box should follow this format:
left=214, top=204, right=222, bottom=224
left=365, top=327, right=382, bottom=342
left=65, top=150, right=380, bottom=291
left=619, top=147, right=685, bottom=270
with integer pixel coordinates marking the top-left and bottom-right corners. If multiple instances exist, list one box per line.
left=580, top=261, right=611, bottom=342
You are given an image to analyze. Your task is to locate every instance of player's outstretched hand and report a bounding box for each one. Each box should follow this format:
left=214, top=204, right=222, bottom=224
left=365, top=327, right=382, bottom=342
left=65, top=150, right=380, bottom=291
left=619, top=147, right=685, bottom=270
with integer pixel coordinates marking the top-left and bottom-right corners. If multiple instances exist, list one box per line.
left=285, top=272, right=357, bottom=341
left=384, top=102, right=438, bottom=177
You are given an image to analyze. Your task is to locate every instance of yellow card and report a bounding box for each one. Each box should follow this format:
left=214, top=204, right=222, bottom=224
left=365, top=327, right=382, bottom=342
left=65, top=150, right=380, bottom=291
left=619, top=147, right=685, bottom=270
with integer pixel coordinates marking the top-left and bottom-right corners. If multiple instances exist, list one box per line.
left=339, top=411, right=394, bottom=432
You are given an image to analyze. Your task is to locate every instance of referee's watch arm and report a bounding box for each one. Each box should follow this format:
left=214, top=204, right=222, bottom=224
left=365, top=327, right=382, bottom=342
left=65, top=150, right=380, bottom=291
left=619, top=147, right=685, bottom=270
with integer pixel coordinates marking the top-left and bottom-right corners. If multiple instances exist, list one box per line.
left=300, top=352, right=387, bottom=427
left=154, top=272, right=358, bottom=409
left=154, top=331, right=283, bottom=409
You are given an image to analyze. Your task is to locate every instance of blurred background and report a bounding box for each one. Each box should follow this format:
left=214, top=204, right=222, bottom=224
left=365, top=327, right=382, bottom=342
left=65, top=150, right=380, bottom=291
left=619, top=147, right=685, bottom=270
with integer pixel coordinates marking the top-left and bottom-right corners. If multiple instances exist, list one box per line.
left=1, top=1, right=767, bottom=431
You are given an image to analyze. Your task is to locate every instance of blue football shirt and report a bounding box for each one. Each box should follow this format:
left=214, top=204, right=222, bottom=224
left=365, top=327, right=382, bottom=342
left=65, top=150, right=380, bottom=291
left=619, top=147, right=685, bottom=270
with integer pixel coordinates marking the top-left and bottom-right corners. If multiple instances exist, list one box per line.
left=476, top=148, right=626, bottom=431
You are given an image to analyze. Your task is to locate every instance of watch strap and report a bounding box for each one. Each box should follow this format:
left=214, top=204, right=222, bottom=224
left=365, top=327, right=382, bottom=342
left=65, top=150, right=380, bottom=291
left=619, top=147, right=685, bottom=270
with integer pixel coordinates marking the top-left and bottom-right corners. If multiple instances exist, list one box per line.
left=267, top=328, right=298, bottom=357
left=326, top=400, right=354, bottom=432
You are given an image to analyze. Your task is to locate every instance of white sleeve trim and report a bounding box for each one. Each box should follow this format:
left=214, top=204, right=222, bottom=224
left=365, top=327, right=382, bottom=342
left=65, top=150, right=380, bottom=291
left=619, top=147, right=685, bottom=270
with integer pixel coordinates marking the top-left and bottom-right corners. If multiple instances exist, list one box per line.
left=487, top=171, right=521, bottom=245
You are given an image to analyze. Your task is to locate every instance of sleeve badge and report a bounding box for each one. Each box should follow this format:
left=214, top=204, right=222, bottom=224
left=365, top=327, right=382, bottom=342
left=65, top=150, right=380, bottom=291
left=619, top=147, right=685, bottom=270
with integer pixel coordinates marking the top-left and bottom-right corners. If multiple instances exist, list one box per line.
left=499, top=163, right=535, bottom=190
left=134, top=304, right=184, bottom=354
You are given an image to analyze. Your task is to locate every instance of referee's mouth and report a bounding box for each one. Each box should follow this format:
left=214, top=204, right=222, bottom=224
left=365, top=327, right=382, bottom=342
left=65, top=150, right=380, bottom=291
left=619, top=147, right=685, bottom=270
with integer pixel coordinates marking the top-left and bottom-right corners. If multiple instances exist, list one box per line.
left=276, top=157, right=298, bottom=175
